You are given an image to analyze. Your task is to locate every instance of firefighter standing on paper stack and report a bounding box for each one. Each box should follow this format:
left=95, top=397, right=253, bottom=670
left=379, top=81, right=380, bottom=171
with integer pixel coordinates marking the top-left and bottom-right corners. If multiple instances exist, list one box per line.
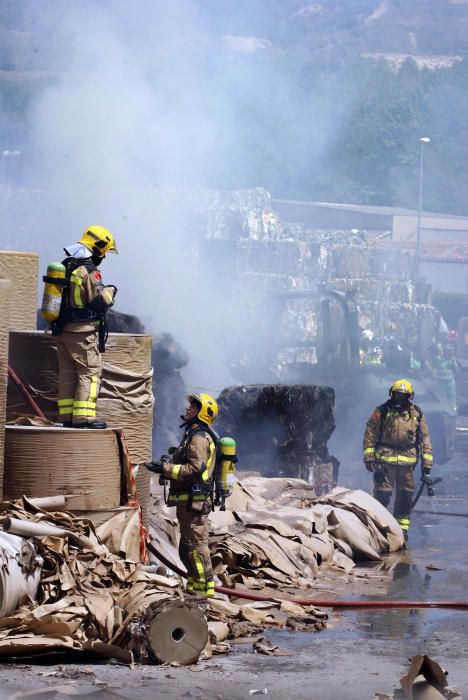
left=363, top=379, right=434, bottom=540
left=43, top=226, right=118, bottom=429
left=145, top=393, right=219, bottom=597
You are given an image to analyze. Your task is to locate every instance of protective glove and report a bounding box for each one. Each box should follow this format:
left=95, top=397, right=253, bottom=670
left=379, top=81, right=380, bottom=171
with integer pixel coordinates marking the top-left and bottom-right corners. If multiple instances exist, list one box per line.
left=364, top=461, right=375, bottom=472
left=422, top=466, right=432, bottom=478
left=144, top=461, right=164, bottom=474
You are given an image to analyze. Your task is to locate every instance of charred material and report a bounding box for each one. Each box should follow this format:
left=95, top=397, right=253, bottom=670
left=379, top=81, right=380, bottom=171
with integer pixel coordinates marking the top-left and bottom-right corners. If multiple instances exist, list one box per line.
left=216, top=384, right=339, bottom=485
left=151, top=333, right=189, bottom=457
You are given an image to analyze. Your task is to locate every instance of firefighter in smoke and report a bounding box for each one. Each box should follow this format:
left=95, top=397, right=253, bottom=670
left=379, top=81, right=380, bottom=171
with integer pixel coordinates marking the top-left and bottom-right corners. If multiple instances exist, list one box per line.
left=363, top=379, right=433, bottom=540
left=53, top=226, right=118, bottom=428
left=145, top=393, right=218, bottom=597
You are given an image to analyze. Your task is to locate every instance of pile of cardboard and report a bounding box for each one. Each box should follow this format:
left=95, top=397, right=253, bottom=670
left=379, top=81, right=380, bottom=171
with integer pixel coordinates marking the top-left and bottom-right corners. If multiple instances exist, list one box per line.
left=0, top=498, right=206, bottom=665
left=0, top=495, right=330, bottom=662
left=150, top=477, right=404, bottom=596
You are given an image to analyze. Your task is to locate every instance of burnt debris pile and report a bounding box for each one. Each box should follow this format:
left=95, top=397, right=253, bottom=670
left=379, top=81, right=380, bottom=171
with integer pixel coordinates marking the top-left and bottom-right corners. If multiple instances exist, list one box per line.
left=216, top=384, right=339, bottom=487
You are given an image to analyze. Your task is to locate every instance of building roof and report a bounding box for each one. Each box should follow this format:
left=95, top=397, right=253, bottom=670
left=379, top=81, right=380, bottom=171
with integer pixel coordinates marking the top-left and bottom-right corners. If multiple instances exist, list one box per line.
left=420, top=242, right=468, bottom=263
left=272, top=199, right=468, bottom=221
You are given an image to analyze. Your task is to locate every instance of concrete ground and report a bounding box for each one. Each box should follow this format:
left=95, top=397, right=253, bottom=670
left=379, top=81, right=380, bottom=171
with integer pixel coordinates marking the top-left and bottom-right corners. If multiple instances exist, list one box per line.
left=1, top=442, right=467, bottom=699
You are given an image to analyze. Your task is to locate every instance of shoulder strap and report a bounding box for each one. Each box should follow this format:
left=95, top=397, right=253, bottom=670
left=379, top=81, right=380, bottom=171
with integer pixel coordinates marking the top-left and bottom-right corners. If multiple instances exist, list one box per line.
left=62, top=258, right=95, bottom=277
left=377, top=401, right=389, bottom=444
left=411, top=403, right=423, bottom=447
left=189, top=424, right=219, bottom=446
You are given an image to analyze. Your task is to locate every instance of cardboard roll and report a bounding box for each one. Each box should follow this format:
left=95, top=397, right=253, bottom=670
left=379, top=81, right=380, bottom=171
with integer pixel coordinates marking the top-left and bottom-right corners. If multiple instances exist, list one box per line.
left=3, top=425, right=121, bottom=510
left=141, top=599, right=208, bottom=665
left=97, top=395, right=153, bottom=465
left=0, top=532, right=41, bottom=617
left=0, top=251, right=39, bottom=331
left=7, top=331, right=154, bottom=464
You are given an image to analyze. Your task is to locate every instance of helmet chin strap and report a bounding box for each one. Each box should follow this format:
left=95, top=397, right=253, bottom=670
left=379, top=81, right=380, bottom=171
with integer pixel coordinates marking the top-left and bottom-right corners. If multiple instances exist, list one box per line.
left=91, top=253, right=104, bottom=266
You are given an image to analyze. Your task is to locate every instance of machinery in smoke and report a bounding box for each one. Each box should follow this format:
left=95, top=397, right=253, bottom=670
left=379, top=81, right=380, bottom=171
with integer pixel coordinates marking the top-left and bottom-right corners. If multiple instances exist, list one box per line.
left=232, top=287, right=456, bottom=466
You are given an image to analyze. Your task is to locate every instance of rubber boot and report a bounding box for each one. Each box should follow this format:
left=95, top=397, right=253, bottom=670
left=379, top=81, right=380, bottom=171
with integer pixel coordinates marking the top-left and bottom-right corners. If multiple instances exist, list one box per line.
left=75, top=420, right=107, bottom=429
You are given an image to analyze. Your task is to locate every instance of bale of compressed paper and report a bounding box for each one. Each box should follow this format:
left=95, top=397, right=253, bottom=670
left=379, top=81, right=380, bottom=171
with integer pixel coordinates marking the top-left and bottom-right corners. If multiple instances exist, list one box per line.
left=216, top=384, right=338, bottom=479
left=0, top=251, right=38, bottom=330
left=236, top=239, right=309, bottom=277
left=0, top=279, right=10, bottom=499
left=196, top=187, right=283, bottom=241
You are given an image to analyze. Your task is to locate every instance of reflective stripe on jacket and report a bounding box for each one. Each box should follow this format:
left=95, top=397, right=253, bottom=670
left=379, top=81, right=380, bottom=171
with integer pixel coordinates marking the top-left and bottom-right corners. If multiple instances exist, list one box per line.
left=363, top=400, right=433, bottom=469
left=163, top=422, right=216, bottom=506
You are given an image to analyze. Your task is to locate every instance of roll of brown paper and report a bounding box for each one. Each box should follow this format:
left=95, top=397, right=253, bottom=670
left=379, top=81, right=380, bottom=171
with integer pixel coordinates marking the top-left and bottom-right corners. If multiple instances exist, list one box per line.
left=4, top=425, right=121, bottom=510
left=7, top=332, right=154, bottom=464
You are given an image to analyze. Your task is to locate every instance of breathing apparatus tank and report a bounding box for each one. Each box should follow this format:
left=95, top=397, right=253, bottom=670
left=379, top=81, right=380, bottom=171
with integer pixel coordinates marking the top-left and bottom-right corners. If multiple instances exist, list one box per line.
left=41, top=262, right=67, bottom=323
left=215, top=437, right=237, bottom=511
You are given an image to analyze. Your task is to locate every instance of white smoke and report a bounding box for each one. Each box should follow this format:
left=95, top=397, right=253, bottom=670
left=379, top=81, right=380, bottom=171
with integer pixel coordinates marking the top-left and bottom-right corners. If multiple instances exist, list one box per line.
left=2, top=0, right=342, bottom=388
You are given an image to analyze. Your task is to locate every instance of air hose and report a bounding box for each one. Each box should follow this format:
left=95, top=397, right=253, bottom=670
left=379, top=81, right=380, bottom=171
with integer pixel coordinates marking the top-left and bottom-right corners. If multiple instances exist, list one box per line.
left=147, top=542, right=468, bottom=610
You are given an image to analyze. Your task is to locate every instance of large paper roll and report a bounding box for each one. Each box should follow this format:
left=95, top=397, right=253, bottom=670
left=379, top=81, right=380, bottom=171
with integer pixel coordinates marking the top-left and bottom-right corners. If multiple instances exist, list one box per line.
left=0, top=251, right=39, bottom=331
left=7, top=331, right=154, bottom=464
left=4, top=425, right=121, bottom=510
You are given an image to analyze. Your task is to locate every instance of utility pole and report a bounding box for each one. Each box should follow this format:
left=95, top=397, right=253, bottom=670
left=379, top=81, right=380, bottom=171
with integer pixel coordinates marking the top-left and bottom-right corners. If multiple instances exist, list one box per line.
left=415, top=137, right=430, bottom=279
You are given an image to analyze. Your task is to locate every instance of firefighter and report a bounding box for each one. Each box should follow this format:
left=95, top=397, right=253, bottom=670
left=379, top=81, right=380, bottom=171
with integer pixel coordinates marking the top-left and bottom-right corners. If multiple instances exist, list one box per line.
left=145, top=393, right=218, bottom=597
left=363, top=378, right=433, bottom=540
left=56, top=226, right=118, bottom=429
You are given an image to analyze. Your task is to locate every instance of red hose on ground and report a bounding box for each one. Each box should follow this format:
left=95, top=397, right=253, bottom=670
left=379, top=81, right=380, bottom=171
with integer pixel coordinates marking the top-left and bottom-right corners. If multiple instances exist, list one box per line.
left=146, top=543, right=468, bottom=610
left=214, top=585, right=468, bottom=609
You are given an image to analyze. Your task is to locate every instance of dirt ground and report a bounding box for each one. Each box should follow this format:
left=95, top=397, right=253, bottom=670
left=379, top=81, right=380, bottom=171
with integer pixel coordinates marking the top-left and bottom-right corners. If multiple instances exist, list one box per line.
left=1, top=442, right=467, bottom=699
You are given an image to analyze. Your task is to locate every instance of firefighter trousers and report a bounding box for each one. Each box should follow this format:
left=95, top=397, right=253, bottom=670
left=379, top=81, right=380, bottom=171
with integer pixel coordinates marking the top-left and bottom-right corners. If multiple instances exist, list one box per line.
left=56, top=330, right=102, bottom=425
left=373, top=463, right=415, bottom=533
left=176, top=503, right=214, bottom=597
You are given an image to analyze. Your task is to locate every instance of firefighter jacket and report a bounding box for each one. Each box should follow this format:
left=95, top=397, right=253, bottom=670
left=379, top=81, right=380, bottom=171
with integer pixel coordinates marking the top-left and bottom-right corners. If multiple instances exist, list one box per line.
left=363, top=400, right=433, bottom=471
left=61, top=259, right=116, bottom=333
left=162, top=421, right=217, bottom=509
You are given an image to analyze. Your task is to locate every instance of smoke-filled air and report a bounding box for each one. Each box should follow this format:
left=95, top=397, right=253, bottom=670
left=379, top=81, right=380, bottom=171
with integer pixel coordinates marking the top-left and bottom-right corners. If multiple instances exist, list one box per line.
left=2, top=0, right=468, bottom=391
left=0, top=0, right=345, bottom=388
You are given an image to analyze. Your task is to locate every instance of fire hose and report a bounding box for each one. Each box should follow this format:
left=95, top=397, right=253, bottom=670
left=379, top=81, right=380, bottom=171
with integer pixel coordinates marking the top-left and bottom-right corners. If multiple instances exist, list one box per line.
left=146, top=542, right=468, bottom=610
left=7, top=365, right=47, bottom=420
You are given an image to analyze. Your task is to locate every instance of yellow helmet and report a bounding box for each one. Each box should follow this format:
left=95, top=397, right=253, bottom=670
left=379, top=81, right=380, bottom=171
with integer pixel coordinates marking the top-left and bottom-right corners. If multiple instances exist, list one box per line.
left=79, top=225, right=118, bottom=257
left=389, top=378, right=414, bottom=397
left=187, top=392, right=218, bottom=426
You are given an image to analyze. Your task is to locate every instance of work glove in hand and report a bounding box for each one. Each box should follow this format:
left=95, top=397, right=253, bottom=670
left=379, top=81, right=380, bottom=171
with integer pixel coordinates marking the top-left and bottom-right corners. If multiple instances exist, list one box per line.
left=422, top=466, right=432, bottom=478
left=144, top=461, right=164, bottom=474
left=364, top=461, right=375, bottom=472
